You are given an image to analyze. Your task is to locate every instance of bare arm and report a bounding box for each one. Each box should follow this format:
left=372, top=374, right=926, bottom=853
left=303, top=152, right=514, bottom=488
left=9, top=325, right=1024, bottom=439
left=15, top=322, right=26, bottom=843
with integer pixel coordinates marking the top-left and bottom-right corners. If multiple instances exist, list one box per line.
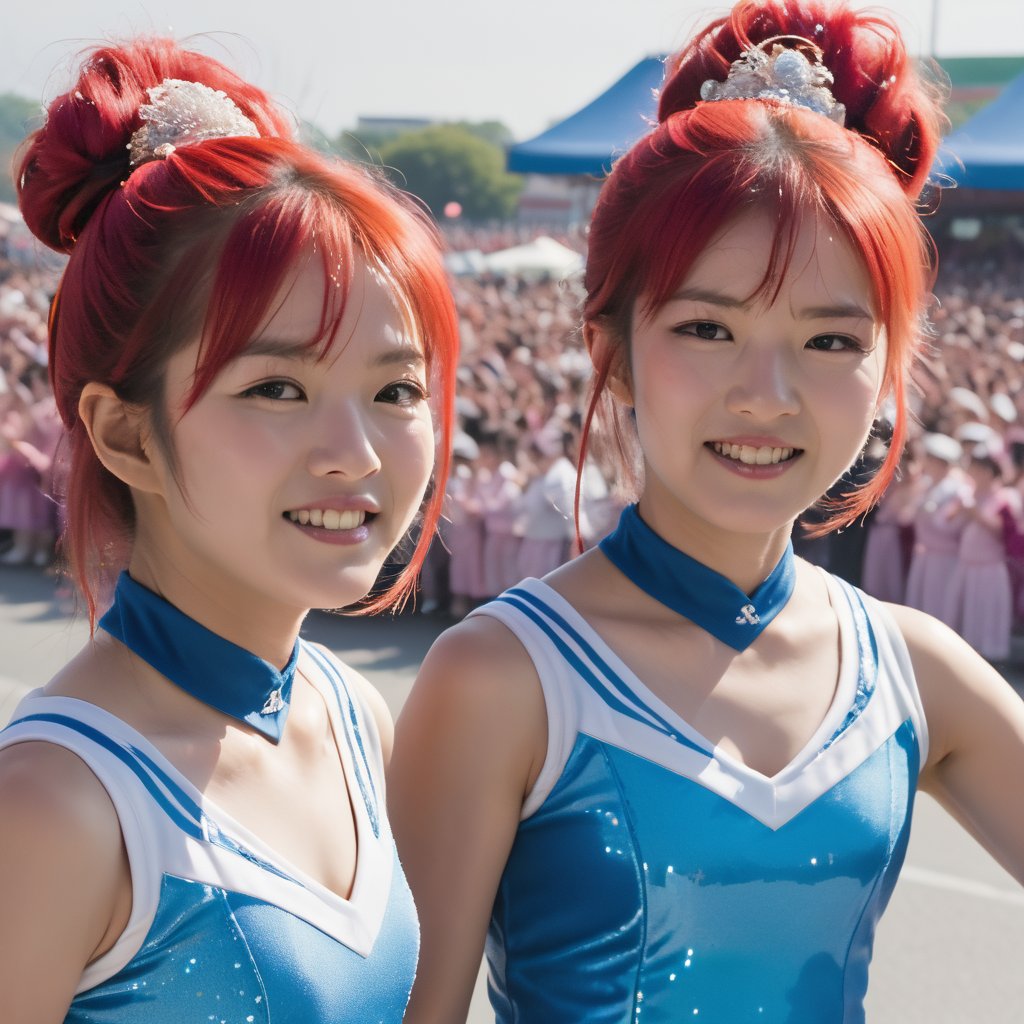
left=888, top=604, right=1024, bottom=885
left=0, top=741, right=129, bottom=1022
left=388, top=617, right=548, bottom=1024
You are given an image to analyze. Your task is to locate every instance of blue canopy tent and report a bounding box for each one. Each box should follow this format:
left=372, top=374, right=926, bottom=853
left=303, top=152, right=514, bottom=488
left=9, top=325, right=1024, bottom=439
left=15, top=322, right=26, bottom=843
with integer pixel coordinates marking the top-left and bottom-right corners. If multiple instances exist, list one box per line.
left=934, top=70, right=1024, bottom=190
left=507, top=57, right=664, bottom=176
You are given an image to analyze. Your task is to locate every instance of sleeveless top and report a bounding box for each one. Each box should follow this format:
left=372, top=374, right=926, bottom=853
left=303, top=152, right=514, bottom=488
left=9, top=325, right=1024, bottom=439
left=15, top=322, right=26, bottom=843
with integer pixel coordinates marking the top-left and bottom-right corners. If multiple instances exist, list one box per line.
left=0, top=642, right=418, bottom=1023
left=472, top=572, right=927, bottom=1024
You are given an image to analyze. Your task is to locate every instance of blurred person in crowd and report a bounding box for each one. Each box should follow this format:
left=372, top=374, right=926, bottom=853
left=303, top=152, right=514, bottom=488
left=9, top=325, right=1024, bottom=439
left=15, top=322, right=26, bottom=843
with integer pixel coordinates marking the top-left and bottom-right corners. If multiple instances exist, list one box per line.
left=478, top=431, right=525, bottom=599
left=904, top=432, right=972, bottom=623
left=860, top=435, right=920, bottom=603
left=0, top=363, right=61, bottom=566
left=514, top=426, right=577, bottom=580
left=943, top=447, right=1020, bottom=664
left=446, top=431, right=486, bottom=618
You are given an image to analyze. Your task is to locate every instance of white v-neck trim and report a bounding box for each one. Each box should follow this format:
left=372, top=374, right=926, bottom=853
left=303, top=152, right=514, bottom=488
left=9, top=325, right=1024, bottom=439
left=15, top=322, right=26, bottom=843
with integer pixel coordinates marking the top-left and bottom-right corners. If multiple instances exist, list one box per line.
left=478, top=573, right=917, bottom=831
left=514, top=572, right=860, bottom=783
left=4, top=647, right=393, bottom=965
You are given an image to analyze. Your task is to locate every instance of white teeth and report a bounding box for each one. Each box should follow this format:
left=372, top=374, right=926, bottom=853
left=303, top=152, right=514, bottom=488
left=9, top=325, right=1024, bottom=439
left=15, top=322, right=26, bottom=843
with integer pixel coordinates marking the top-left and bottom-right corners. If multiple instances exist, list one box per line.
left=712, top=442, right=795, bottom=465
left=287, top=509, right=367, bottom=530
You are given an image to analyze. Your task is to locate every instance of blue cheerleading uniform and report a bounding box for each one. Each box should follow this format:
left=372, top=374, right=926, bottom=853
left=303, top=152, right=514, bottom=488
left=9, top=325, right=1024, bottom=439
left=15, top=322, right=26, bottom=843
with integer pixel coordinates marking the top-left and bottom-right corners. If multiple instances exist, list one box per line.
left=472, top=571, right=927, bottom=1023
left=0, top=642, right=418, bottom=1024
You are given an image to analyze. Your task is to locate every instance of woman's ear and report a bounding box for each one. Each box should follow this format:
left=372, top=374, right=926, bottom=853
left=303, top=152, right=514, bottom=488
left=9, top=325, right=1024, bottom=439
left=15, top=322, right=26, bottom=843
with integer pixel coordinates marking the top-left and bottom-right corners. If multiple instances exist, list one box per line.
left=78, top=383, right=165, bottom=495
left=584, top=320, right=633, bottom=407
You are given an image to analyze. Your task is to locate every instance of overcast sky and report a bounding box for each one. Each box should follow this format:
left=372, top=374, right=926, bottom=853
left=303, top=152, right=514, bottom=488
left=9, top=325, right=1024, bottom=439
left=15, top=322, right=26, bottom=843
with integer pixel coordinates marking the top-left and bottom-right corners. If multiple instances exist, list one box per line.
left=3, top=0, right=1022, bottom=141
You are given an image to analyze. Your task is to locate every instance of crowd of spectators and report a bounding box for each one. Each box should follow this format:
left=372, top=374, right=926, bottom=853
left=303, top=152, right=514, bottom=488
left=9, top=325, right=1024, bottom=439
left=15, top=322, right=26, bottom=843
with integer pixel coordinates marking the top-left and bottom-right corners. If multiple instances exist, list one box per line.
left=5, top=209, right=1024, bottom=664
left=0, top=208, right=62, bottom=569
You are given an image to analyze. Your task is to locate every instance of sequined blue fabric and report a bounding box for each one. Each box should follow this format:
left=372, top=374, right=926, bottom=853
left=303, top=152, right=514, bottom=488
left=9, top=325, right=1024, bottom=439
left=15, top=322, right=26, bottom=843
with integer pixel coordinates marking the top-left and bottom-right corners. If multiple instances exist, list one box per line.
left=475, top=575, right=925, bottom=1024
left=0, top=643, right=418, bottom=1024
left=66, top=866, right=418, bottom=1024
left=489, top=727, right=917, bottom=1023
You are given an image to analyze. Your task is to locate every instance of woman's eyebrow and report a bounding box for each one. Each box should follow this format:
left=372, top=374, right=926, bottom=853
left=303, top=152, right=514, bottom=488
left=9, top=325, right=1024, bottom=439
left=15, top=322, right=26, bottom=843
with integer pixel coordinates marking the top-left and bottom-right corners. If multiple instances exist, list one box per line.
left=670, top=286, right=872, bottom=321
left=239, top=337, right=320, bottom=361
left=370, top=343, right=426, bottom=368
left=235, top=338, right=425, bottom=367
left=670, top=286, right=749, bottom=309
left=798, top=303, right=873, bottom=321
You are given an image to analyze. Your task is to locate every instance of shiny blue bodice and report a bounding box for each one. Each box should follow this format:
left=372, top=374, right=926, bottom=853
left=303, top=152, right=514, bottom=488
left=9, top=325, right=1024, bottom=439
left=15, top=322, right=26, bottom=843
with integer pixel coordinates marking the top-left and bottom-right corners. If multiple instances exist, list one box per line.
left=64, top=867, right=418, bottom=1024
left=0, top=643, right=418, bottom=1023
left=474, top=574, right=927, bottom=1024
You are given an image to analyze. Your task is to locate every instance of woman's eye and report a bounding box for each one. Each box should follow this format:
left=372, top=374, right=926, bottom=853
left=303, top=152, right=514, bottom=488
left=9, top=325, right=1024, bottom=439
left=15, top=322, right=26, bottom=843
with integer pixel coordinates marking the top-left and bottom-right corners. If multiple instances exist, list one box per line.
left=674, top=321, right=731, bottom=341
left=806, top=334, right=863, bottom=353
left=241, top=380, right=305, bottom=401
left=376, top=380, right=428, bottom=406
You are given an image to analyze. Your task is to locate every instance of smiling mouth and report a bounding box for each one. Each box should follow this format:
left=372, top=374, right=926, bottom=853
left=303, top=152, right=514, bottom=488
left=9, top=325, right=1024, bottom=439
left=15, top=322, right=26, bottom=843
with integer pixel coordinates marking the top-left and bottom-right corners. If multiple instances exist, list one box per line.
left=708, top=442, right=802, bottom=466
left=285, top=509, right=370, bottom=530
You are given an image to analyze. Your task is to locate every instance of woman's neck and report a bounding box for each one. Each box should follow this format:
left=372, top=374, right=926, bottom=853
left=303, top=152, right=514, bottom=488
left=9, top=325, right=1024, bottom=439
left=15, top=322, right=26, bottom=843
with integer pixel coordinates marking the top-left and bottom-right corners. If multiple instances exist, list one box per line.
left=634, top=496, right=794, bottom=594
left=126, top=551, right=305, bottom=671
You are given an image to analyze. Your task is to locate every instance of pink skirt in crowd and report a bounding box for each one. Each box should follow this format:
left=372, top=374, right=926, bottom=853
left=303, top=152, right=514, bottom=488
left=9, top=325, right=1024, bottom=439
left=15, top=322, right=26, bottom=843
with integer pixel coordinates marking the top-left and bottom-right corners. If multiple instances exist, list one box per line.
left=483, top=532, right=521, bottom=598
left=904, top=549, right=959, bottom=627
left=0, top=455, right=52, bottom=532
left=448, top=517, right=487, bottom=599
left=516, top=537, right=569, bottom=581
left=943, top=561, right=1013, bottom=662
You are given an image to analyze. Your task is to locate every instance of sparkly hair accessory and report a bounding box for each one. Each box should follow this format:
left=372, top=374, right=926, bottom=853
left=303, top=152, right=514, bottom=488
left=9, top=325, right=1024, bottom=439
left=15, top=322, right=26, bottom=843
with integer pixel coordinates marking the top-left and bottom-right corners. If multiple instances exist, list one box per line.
left=699, top=36, right=846, bottom=126
left=127, top=78, right=260, bottom=167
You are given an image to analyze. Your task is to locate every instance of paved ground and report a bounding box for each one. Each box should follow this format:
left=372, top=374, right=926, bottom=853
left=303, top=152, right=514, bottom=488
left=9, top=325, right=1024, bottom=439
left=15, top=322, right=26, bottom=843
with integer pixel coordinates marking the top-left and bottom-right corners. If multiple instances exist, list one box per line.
left=1, top=565, right=1022, bottom=1022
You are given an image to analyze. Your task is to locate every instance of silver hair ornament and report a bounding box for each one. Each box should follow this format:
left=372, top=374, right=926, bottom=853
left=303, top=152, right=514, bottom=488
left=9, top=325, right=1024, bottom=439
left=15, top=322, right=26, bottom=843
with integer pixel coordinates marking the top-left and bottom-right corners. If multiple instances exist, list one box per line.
left=127, top=78, right=260, bottom=167
left=699, top=37, right=846, bottom=126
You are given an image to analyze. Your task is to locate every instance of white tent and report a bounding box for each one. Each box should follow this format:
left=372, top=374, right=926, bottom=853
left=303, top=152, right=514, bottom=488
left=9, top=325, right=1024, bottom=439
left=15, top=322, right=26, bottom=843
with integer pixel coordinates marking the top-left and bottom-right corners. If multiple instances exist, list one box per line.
left=481, top=236, right=583, bottom=279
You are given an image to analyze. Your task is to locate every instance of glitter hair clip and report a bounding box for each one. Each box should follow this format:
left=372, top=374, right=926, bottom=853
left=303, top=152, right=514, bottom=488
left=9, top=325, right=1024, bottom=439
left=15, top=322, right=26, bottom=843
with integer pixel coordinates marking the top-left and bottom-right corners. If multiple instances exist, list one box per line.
left=127, top=78, right=260, bottom=167
left=699, top=36, right=846, bottom=126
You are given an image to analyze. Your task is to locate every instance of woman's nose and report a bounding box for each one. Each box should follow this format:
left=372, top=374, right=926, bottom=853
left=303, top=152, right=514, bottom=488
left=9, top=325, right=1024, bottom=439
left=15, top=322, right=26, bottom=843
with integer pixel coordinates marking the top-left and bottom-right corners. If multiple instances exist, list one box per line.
left=305, top=400, right=383, bottom=480
left=724, top=343, right=800, bottom=421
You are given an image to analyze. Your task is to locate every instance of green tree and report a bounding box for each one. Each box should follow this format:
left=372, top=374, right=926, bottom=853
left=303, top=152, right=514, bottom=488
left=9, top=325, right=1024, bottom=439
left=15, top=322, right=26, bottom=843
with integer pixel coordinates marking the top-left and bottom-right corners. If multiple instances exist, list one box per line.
left=377, top=124, right=522, bottom=222
left=0, top=93, right=39, bottom=204
left=453, top=120, right=514, bottom=149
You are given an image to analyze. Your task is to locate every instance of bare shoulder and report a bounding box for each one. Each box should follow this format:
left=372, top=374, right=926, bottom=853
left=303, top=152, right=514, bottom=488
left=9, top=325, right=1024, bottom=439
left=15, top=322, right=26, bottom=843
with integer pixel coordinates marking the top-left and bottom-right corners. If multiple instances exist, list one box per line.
left=0, top=739, right=128, bottom=1003
left=0, top=738, right=122, bottom=851
left=882, top=600, right=972, bottom=666
left=397, top=611, right=548, bottom=794
left=416, top=610, right=548, bottom=722
left=425, top=610, right=541, bottom=682
left=882, top=600, right=1005, bottom=692
left=882, top=601, right=1024, bottom=768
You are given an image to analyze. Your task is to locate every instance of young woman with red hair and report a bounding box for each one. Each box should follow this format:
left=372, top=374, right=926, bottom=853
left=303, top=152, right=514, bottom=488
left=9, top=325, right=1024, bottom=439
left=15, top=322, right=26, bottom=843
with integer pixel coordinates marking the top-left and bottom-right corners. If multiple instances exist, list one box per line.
left=0, top=37, right=458, bottom=1023
left=390, top=3, right=1024, bottom=1020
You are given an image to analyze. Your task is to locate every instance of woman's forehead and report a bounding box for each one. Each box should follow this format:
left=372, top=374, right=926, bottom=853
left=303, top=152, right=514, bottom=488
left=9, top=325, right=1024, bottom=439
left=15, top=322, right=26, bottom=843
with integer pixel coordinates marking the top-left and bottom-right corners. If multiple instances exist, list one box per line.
left=681, top=209, right=875, bottom=315
left=255, top=250, right=420, bottom=352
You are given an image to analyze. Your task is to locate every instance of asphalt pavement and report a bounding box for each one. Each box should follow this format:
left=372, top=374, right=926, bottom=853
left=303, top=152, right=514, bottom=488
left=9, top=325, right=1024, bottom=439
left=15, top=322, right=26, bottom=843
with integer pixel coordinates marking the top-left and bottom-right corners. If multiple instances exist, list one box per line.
left=1, top=564, right=1022, bottom=1022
